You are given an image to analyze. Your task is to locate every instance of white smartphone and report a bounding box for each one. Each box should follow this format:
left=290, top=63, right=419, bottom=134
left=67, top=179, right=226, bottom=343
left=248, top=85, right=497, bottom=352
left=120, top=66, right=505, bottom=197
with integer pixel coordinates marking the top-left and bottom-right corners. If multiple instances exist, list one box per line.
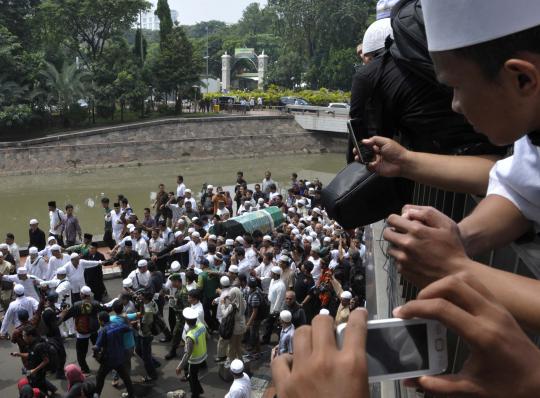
left=336, top=318, right=448, bottom=383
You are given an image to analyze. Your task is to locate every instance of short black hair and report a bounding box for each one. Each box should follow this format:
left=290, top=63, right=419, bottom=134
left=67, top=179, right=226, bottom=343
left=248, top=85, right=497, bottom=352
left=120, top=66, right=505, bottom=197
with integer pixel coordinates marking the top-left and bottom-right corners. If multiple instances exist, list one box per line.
left=451, top=25, right=540, bottom=80
left=6, top=233, right=14, bottom=240
left=112, top=300, right=124, bottom=314
left=98, top=311, right=110, bottom=323
left=23, top=327, right=39, bottom=338
left=188, top=288, right=201, bottom=301
left=101, top=197, right=110, bottom=204
left=65, top=204, right=73, bottom=210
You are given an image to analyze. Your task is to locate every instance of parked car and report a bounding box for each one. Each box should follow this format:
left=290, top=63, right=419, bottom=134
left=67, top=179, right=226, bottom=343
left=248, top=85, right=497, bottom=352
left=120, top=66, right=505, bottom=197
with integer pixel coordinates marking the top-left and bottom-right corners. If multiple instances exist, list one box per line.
left=217, top=96, right=237, bottom=108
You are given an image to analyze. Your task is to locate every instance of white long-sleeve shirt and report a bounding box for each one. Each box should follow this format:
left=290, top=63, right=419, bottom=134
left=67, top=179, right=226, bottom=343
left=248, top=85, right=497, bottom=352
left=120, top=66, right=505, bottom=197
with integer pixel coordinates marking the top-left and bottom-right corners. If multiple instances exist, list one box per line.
left=2, top=275, right=40, bottom=301
left=64, top=260, right=102, bottom=294
left=128, top=269, right=151, bottom=290
left=47, top=254, right=71, bottom=281
left=107, top=210, right=124, bottom=242
left=268, top=279, right=286, bottom=314
left=172, top=240, right=203, bottom=268
left=25, top=256, right=50, bottom=281
left=49, top=209, right=66, bottom=235
left=0, top=296, right=39, bottom=335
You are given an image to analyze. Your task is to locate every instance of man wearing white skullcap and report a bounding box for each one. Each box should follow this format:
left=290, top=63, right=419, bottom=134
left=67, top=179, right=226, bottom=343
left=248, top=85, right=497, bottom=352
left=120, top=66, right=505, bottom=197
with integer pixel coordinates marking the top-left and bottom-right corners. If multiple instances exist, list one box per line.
left=225, top=359, right=251, bottom=398
left=25, top=246, right=49, bottom=281
left=273, top=310, right=294, bottom=358
left=0, top=283, right=39, bottom=337
left=262, top=266, right=286, bottom=344
left=335, top=291, right=353, bottom=326
left=47, top=244, right=71, bottom=281
left=128, top=259, right=151, bottom=290
left=64, top=251, right=103, bottom=302
left=170, top=230, right=203, bottom=269
left=0, top=266, right=41, bottom=301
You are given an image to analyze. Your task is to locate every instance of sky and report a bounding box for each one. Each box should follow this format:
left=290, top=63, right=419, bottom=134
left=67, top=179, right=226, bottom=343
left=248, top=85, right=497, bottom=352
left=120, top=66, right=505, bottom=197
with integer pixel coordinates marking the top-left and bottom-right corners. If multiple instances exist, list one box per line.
left=154, top=0, right=268, bottom=26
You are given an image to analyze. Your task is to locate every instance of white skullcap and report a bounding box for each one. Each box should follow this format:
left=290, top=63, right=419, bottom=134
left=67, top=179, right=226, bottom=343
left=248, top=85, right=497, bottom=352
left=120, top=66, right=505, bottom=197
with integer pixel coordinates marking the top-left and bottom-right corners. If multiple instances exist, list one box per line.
left=14, top=284, right=25, bottom=295
left=271, top=266, right=282, bottom=275
left=192, top=217, right=199, bottom=221
left=280, top=310, right=292, bottom=323
left=17, top=267, right=28, bottom=275
left=188, top=228, right=195, bottom=234
left=263, top=235, right=272, bottom=241
left=185, top=189, right=192, bottom=193
left=319, top=308, right=330, bottom=316
left=305, top=181, right=312, bottom=187
left=310, top=232, right=317, bottom=238
left=208, top=234, right=217, bottom=240
left=29, top=247, right=38, bottom=255
left=191, top=231, right=200, bottom=239
left=170, top=261, right=181, bottom=272
left=137, top=259, right=148, bottom=268
left=207, top=184, right=214, bottom=189
left=308, top=188, right=315, bottom=192
left=81, top=286, right=92, bottom=296
left=312, top=207, right=321, bottom=214
left=56, top=266, right=67, bottom=275
left=194, top=268, right=203, bottom=276
left=129, top=226, right=136, bottom=233
left=0, top=251, right=4, bottom=257
left=220, top=276, right=230, bottom=287
left=122, top=278, right=133, bottom=288
left=288, top=207, right=296, bottom=213
left=70, top=253, right=79, bottom=259
left=230, top=359, right=244, bottom=374
left=423, top=0, right=540, bottom=52
left=51, top=244, right=61, bottom=251
left=182, top=307, right=198, bottom=320
left=174, top=231, right=183, bottom=238
left=362, top=18, right=393, bottom=54
left=279, top=255, right=290, bottom=263
left=228, top=265, right=239, bottom=274
left=80, top=286, right=92, bottom=295
left=126, top=224, right=134, bottom=229
left=298, top=199, right=306, bottom=205
left=235, top=236, right=245, bottom=244
left=324, top=236, right=332, bottom=243
left=225, top=239, right=234, bottom=246
left=29, top=219, right=39, bottom=225
left=47, top=236, right=56, bottom=243
left=341, top=291, right=353, bottom=300
left=257, top=198, right=264, bottom=204
left=304, top=236, right=313, bottom=243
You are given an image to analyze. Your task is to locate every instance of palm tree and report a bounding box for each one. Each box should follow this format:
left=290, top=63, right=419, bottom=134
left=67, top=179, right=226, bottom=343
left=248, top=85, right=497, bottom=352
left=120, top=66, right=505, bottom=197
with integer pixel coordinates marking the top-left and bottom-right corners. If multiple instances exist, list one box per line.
left=32, top=61, right=89, bottom=118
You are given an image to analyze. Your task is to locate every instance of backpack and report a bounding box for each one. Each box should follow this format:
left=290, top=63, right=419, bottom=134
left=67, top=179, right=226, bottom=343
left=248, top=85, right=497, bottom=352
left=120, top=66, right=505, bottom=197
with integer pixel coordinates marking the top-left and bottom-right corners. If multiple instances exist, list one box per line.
left=252, top=289, right=269, bottom=321
left=219, top=304, right=236, bottom=340
left=389, top=0, right=440, bottom=87
left=75, top=302, right=98, bottom=335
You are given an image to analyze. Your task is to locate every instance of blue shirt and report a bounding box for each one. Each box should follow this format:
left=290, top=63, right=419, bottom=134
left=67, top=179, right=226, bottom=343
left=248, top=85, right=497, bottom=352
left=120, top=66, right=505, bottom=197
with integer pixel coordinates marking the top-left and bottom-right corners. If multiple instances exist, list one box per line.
left=95, top=322, right=131, bottom=367
left=109, top=314, right=136, bottom=350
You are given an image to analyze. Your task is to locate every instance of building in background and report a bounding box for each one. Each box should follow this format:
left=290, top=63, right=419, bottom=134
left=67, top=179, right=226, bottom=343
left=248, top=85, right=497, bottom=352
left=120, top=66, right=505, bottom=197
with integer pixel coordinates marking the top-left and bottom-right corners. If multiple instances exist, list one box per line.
left=139, top=9, right=178, bottom=30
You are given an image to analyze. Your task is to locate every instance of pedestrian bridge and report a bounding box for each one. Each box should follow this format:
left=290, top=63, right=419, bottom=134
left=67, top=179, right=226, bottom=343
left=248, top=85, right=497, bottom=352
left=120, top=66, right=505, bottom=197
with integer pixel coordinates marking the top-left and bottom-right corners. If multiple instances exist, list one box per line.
left=285, top=105, right=348, bottom=134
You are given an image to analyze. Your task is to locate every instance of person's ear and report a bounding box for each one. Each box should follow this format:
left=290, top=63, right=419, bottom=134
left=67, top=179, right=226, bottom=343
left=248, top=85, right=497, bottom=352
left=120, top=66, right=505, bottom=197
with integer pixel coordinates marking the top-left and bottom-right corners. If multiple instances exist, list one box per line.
left=504, top=59, right=540, bottom=96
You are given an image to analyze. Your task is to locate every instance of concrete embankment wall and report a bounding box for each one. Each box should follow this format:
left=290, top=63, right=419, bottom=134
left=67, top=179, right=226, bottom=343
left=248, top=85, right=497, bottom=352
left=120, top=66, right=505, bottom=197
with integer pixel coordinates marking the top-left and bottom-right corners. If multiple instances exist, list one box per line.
left=0, top=115, right=347, bottom=176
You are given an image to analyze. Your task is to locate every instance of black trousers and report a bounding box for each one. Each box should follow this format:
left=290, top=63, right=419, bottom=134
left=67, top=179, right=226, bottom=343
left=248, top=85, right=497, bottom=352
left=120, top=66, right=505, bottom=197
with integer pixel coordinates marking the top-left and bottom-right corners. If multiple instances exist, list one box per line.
left=50, top=336, right=67, bottom=376
left=95, top=361, right=134, bottom=398
left=203, top=297, right=218, bottom=331
left=76, top=333, right=97, bottom=372
left=188, top=362, right=204, bottom=398
left=262, top=313, right=280, bottom=344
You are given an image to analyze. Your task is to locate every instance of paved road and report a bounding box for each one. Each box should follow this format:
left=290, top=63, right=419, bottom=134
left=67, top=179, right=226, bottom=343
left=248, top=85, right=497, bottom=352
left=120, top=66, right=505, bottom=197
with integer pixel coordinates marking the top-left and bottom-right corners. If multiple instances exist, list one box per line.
left=0, top=278, right=272, bottom=397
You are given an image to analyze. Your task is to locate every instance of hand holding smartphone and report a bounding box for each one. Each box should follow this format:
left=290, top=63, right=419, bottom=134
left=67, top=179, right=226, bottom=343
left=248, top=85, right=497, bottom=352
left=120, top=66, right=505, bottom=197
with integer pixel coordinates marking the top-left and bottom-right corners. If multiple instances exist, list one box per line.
left=336, top=318, right=448, bottom=383
left=348, top=119, right=376, bottom=165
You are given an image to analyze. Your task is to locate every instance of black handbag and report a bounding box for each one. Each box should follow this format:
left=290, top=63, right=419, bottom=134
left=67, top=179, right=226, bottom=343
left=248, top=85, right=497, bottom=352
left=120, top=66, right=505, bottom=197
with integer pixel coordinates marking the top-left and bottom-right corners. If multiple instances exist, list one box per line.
left=321, top=162, right=413, bottom=229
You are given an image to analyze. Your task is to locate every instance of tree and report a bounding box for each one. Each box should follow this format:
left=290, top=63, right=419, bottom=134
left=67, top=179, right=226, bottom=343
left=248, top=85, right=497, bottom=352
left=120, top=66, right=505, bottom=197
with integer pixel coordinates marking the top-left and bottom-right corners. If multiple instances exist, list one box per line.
left=113, top=69, right=147, bottom=122
left=33, top=61, right=89, bottom=124
left=237, top=3, right=275, bottom=36
left=153, top=27, right=202, bottom=113
left=39, top=0, right=150, bottom=67
left=155, top=0, right=173, bottom=47
left=133, top=28, right=148, bottom=66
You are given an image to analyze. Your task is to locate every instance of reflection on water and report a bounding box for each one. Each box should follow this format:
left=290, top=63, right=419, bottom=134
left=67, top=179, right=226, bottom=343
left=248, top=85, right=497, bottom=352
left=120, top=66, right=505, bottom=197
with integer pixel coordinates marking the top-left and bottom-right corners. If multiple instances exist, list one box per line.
left=1, top=153, right=345, bottom=244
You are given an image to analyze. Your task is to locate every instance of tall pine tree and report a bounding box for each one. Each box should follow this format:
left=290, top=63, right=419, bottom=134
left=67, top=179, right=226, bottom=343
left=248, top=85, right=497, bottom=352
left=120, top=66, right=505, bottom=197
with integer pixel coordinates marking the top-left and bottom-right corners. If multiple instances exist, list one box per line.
left=133, top=28, right=147, bottom=66
left=155, top=0, right=173, bottom=47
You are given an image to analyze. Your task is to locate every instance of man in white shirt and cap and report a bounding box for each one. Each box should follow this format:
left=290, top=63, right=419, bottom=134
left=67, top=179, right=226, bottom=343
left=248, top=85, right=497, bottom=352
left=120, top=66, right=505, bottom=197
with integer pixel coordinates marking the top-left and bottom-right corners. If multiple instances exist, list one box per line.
left=262, top=266, right=286, bottom=344
left=0, top=267, right=41, bottom=301
left=225, top=359, right=251, bottom=398
left=0, top=284, right=39, bottom=338
left=47, top=244, right=70, bottom=281
left=5, top=233, right=20, bottom=266
left=39, top=235, right=57, bottom=259
left=64, top=252, right=103, bottom=303
left=128, top=259, right=151, bottom=290
left=171, top=231, right=203, bottom=269
left=184, top=189, right=197, bottom=210
left=25, top=247, right=50, bottom=280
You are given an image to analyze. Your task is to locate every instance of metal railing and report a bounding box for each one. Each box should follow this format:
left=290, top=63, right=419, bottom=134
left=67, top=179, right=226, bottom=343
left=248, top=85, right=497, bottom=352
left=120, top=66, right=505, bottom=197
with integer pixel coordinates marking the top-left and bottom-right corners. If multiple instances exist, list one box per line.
left=367, top=183, right=540, bottom=398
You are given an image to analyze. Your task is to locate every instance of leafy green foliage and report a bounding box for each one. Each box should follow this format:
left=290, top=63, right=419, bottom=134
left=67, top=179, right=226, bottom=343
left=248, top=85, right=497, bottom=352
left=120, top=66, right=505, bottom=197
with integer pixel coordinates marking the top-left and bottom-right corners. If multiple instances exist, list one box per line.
left=155, top=0, right=173, bottom=47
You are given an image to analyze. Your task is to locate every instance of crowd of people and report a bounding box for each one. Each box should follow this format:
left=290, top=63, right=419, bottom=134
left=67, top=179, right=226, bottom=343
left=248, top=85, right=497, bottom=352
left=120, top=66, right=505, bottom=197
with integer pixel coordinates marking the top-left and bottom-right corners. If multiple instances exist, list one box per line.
left=0, top=170, right=366, bottom=398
